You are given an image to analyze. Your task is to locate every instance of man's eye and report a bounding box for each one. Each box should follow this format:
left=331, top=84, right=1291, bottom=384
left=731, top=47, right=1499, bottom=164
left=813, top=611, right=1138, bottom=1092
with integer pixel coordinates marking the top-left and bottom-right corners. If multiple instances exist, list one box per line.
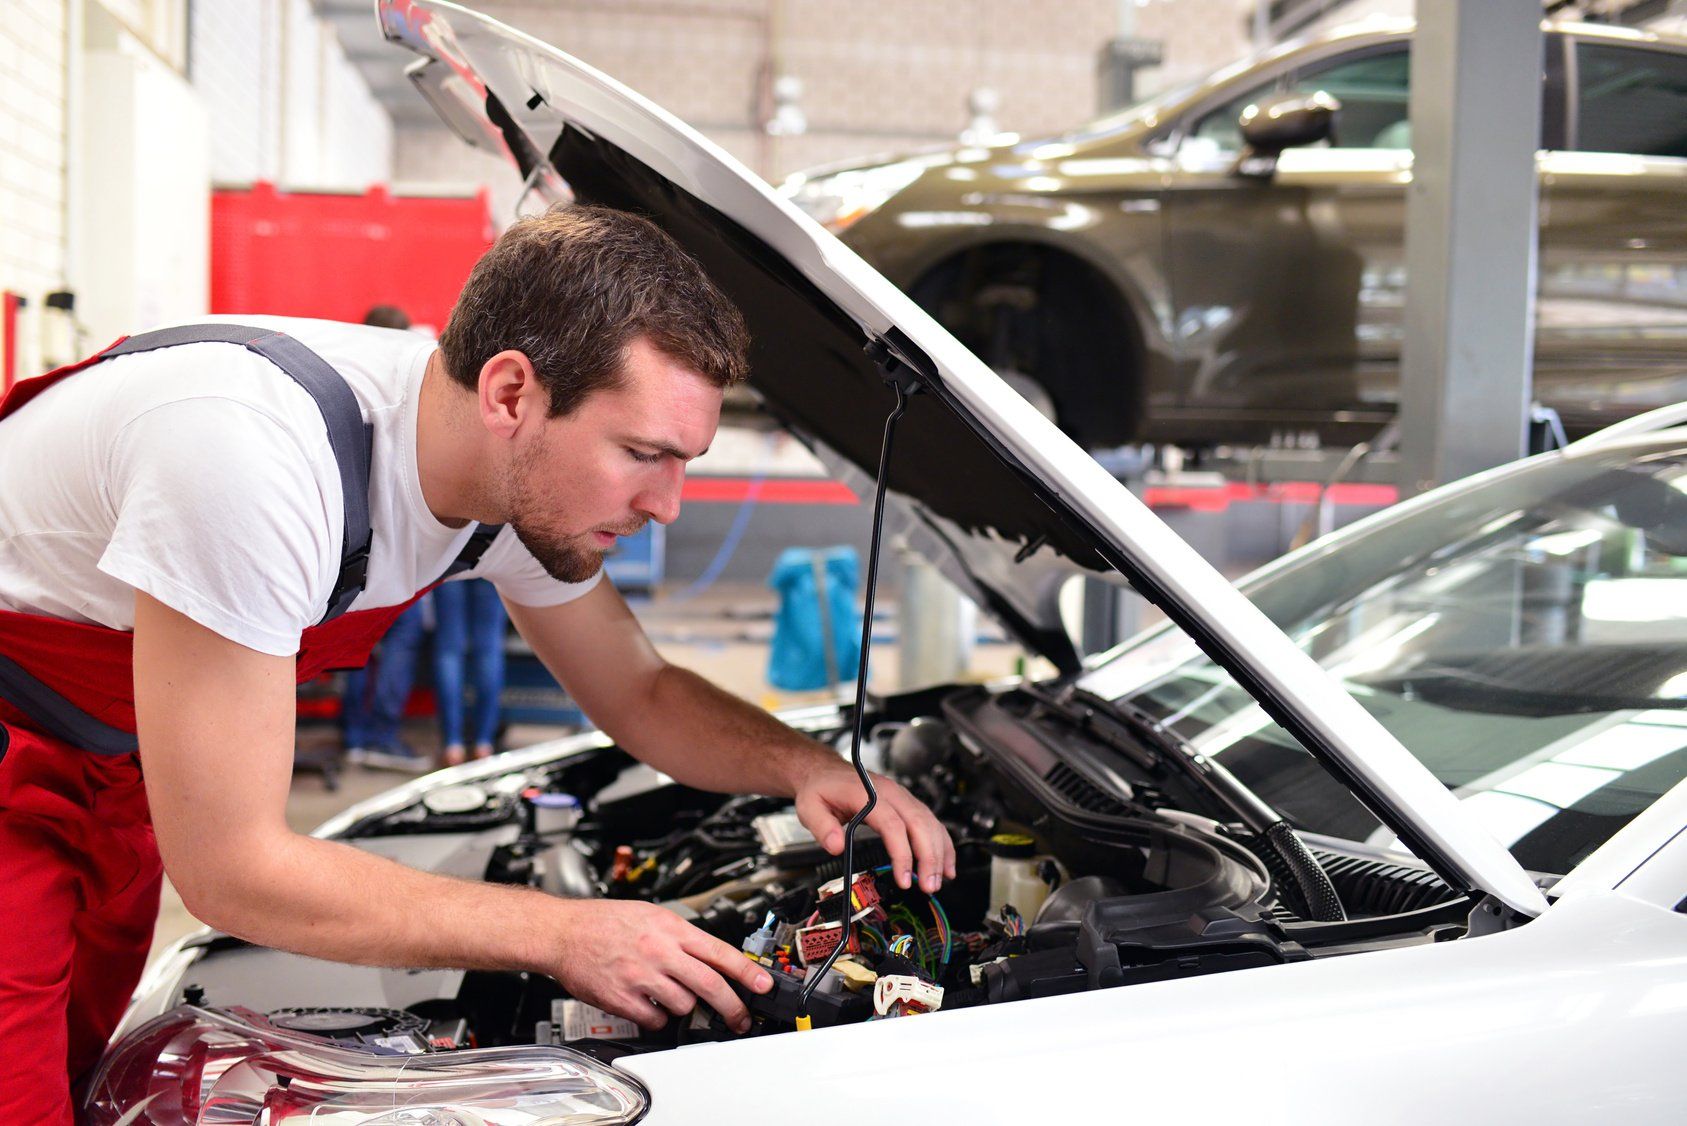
left=627, top=448, right=662, bottom=464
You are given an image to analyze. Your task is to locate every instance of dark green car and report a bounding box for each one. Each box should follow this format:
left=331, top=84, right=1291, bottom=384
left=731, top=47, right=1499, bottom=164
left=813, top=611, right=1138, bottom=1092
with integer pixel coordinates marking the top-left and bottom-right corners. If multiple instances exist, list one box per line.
left=784, top=21, right=1687, bottom=450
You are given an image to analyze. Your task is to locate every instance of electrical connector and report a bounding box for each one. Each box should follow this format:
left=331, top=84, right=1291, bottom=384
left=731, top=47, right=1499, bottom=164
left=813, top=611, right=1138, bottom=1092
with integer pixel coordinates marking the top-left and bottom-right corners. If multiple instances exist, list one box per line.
left=796, top=921, right=844, bottom=966
left=872, top=974, right=943, bottom=1018
left=742, top=914, right=779, bottom=959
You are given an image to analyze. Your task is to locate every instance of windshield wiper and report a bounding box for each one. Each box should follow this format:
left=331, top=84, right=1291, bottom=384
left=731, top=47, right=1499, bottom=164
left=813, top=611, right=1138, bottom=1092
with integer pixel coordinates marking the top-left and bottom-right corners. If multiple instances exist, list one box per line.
left=1025, top=683, right=1349, bottom=923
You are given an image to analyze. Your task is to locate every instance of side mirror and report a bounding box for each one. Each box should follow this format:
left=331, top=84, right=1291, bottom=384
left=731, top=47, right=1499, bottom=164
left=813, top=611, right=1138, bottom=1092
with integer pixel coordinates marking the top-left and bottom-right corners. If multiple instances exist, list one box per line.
left=1232, top=91, right=1340, bottom=178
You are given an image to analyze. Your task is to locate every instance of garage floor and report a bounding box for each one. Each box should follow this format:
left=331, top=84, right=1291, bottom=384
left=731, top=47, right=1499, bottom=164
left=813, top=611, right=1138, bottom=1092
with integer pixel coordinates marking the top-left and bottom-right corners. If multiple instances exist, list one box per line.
left=146, top=582, right=1031, bottom=965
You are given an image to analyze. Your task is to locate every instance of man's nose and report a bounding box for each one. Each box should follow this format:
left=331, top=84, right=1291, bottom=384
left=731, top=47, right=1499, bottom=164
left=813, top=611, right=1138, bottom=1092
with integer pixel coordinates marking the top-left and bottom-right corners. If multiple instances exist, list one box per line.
left=636, top=462, right=684, bottom=526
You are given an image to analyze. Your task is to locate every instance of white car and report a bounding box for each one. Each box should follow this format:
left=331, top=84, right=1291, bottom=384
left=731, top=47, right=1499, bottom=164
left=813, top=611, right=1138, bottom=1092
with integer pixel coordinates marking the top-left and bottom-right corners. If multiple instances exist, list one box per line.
left=86, top=2, right=1687, bottom=1123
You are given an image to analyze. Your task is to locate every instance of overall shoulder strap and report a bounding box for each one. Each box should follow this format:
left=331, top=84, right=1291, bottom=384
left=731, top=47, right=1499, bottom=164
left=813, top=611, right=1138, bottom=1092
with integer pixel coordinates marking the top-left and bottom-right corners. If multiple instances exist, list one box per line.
left=440, top=523, right=504, bottom=582
left=105, top=324, right=373, bottom=623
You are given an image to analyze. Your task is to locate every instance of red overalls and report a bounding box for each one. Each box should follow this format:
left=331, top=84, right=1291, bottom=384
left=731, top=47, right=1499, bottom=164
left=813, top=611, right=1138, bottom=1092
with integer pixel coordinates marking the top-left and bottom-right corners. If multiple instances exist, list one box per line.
left=0, top=330, right=464, bottom=1124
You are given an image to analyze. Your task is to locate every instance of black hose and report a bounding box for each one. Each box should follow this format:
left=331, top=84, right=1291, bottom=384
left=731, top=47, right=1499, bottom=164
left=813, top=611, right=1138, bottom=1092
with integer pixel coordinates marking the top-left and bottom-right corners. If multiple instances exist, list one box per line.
left=798, top=381, right=910, bottom=1016
left=1264, top=821, right=1345, bottom=922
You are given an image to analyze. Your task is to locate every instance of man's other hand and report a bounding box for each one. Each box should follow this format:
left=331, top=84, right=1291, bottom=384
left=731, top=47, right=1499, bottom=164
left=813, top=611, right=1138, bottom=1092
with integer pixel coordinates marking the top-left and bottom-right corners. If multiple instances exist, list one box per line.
left=548, top=900, right=772, bottom=1033
left=793, top=762, right=957, bottom=894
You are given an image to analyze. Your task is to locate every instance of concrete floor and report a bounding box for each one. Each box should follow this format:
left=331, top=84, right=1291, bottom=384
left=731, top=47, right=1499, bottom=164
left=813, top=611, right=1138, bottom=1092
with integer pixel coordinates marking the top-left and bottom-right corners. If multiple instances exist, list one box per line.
left=147, top=581, right=1031, bottom=965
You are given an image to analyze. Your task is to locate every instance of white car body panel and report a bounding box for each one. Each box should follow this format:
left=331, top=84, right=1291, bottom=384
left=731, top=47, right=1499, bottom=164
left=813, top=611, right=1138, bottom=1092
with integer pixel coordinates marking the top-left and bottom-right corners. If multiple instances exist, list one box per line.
left=620, top=888, right=1685, bottom=1124
left=386, top=0, right=1545, bottom=918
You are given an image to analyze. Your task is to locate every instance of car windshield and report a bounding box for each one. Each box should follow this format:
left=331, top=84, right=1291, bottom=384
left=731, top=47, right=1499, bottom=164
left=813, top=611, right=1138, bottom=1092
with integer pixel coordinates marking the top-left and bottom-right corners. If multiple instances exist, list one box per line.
left=1080, top=435, right=1687, bottom=876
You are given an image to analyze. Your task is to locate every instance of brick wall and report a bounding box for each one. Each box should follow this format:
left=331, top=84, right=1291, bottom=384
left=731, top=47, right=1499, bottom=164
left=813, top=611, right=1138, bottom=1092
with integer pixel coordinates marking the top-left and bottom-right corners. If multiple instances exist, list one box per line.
left=0, top=1, right=70, bottom=378
left=392, top=0, right=1270, bottom=198
left=192, top=0, right=392, bottom=189
left=192, top=0, right=282, bottom=182
left=1135, top=0, right=1259, bottom=97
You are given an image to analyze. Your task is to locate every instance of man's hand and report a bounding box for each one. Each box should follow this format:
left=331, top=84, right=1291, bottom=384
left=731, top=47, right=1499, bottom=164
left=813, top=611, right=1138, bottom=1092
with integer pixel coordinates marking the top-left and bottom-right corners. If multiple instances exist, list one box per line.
left=547, top=900, right=773, bottom=1033
left=793, top=760, right=957, bottom=894
left=505, top=586, right=956, bottom=890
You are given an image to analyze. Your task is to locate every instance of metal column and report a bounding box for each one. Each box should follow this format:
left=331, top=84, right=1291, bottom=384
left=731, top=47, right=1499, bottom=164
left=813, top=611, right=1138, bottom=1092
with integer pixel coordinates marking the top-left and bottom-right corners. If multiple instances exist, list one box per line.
left=1398, top=1, right=1544, bottom=495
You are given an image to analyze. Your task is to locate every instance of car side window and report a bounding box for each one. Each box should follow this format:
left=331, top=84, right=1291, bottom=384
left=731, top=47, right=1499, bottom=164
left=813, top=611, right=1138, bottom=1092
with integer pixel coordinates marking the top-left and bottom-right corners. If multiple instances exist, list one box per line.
left=1187, top=48, right=1411, bottom=154
left=1187, top=78, right=1283, bottom=154
left=1289, top=49, right=1412, bottom=149
left=1575, top=42, right=1687, bottom=158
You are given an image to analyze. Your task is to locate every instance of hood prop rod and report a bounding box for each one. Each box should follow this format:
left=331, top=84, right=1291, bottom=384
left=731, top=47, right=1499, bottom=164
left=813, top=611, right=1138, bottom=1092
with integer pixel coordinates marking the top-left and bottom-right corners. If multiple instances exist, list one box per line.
left=798, top=340, right=921, bottom=1022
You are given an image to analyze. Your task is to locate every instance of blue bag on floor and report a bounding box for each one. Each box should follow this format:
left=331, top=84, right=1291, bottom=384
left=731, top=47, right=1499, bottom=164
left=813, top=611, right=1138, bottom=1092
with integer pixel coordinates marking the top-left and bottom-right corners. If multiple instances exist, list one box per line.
left=767, top=546, right=861, bottom=691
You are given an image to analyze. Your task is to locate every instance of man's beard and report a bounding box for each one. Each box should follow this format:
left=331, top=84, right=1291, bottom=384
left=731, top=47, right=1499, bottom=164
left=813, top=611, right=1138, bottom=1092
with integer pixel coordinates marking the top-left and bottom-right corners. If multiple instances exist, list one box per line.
left=505, top=450, right=647, bottom=583
left=510, top=520, right=607, bottom=584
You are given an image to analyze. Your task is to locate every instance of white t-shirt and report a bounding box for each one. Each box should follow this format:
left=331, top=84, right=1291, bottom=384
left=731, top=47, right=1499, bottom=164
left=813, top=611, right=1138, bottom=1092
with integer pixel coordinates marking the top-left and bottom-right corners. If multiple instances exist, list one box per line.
left=0, top=315, right=599, bottom=656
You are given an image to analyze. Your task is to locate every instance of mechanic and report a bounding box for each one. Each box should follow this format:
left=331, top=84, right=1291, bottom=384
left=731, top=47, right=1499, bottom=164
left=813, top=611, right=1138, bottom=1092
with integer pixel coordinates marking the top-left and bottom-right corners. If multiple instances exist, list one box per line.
left=0, top=203, right=956, bottom=1121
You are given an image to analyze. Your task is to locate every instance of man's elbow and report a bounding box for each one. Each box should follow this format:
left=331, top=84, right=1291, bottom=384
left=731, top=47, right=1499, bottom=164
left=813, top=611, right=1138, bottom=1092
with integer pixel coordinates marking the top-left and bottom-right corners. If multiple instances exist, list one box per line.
left=163, top=834, right=288, bottom=938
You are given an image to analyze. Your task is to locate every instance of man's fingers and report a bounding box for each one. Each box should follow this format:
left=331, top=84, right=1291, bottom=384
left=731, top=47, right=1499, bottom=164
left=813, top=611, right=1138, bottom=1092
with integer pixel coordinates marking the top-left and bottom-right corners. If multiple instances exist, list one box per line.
left=909, top=805, right=950, bottom=893
left=612, top=991, right=669, bottom=1032
left=670, top=954, right=753, bottom=1033
left=687, top=930, right=774, bottom=995
left=795, top=789, right=847, bottom=855
left=644, top=975, right=698, bottom=1022
left=867, top=805, right=914, bottom=889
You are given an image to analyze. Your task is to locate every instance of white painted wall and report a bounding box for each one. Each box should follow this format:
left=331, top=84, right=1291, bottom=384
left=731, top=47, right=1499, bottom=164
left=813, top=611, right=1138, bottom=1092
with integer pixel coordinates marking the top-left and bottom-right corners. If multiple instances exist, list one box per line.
left=0, top=0, right=71, bottom=376
left=1292, top=0, right=1413, bottom=41
left=191, top=0, right=282, bottom=183
left=318, top=16, right=392, bottom=190
left=1, top=1, right=394, bottom=378
left=76, top=8, right=210, bottom=343
left=192, top=0, right=391, bottom=190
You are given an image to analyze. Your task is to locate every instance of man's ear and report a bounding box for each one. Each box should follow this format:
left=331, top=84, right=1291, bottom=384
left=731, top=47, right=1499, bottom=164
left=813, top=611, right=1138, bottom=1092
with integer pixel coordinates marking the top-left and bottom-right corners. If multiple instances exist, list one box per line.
left=478, top=350, right=543, bottom=439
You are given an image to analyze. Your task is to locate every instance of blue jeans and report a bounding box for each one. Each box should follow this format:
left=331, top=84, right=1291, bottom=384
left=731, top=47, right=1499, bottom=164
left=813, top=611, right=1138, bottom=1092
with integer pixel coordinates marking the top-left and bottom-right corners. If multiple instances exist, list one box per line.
left=432, top=579, right=507, bottom=748
left=341, top=599, right=428, bottom=750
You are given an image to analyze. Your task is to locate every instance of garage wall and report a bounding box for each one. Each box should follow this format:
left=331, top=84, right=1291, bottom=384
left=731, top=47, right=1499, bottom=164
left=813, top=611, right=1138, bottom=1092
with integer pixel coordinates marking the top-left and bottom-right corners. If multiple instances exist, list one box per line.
left=389, top=0, right=1270, bottom=205
left=0, top=1, right=71, bottom=378
left=392, top=0, right=1139, bottom=189
left=191, top=0, right=393, bottom=189
left=75, top=7, right=210, bottom=344
left=192, top=0, right=283, bottom=183
left=393, top=125, right=529, bottom=229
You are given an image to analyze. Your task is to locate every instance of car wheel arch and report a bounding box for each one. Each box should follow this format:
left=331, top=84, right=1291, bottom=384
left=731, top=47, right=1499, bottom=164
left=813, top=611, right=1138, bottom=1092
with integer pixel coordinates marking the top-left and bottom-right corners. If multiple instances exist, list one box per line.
left=902, top=237, right=1159, bottom=448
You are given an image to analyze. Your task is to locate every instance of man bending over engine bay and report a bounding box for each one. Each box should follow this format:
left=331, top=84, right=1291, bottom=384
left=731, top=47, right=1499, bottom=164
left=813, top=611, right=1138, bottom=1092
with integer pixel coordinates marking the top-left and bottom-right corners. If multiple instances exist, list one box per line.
left=0, top=203, right=955, bottom=1122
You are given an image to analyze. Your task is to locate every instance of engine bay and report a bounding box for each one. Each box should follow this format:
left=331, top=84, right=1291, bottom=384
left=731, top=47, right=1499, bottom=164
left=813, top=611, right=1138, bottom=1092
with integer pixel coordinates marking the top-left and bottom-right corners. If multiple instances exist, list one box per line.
left=165, top=685, right=1475, bottom=1063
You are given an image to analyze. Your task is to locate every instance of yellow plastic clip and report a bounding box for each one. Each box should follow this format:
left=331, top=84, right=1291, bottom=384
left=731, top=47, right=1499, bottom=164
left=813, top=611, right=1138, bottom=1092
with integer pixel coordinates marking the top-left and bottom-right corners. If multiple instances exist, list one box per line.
left=795, top=1014, right=813, bottom=1031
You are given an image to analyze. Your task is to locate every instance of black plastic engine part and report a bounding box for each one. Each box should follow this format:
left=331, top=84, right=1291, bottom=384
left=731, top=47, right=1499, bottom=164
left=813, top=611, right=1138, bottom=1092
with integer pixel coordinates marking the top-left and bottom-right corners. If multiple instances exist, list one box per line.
left=886, top=717, right=955, bottom=776
left=983, top=899, right=1301, bottom=1003
left=266, top=1007, right=429, bottom=1046
left=733, top=967, right=869, bottom=1029
left=1030, top=875, right=1129, bottom=931
left=590, top=764, right=716, bottom=835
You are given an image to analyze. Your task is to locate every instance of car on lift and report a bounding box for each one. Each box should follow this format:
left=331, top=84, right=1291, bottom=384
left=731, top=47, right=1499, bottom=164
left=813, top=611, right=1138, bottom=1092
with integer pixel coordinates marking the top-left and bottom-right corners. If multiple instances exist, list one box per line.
left=784, top=19, right=1687, bottom=451
left=86, top=4, right=1687, bottom=1123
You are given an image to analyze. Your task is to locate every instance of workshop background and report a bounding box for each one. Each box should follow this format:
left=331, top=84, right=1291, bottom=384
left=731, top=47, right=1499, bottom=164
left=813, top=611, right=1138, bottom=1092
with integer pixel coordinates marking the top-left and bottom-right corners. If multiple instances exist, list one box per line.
left=0, top=0, right=1338, bottom=713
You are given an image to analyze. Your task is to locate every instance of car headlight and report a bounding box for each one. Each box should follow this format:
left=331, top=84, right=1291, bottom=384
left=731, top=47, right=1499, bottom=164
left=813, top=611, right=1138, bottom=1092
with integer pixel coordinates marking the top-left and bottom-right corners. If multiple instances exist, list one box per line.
left=82, top=1005, right=648, bottom=1125
left=781, top=161, right=926, bottom=232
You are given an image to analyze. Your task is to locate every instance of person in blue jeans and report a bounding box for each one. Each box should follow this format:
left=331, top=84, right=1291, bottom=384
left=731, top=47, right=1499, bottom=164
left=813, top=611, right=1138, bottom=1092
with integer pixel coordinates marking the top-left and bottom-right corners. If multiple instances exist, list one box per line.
left=336, top=302, right=435, bottom=774
left=340, top=598, right=431, bottom=772
left=433, top=577, right=508, bottom=765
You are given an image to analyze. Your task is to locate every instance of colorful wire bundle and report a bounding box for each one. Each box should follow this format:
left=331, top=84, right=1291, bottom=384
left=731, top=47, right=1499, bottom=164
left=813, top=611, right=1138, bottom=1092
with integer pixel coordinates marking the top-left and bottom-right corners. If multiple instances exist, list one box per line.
left=928, top=897, right=953, bottom=965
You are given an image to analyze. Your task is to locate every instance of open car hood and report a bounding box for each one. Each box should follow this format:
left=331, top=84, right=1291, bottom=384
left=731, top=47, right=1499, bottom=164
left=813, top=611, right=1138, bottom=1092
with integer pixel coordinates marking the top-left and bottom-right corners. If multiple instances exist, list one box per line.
left=376, top=0, right=1547, bottom=918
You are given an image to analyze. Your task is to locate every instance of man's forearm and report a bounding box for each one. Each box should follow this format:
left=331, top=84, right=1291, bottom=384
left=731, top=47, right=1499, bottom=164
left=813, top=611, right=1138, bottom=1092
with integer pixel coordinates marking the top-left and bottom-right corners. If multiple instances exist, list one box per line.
left=194, top=831, right=567, bottom=975
left=189, top=827, right=777, bottom=1035
left=614, top=663, right=841, bottom=798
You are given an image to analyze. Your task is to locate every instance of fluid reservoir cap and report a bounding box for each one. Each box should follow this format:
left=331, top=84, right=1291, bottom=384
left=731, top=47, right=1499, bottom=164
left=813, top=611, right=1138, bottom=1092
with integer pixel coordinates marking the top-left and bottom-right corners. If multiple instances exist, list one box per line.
left=526, top=791, right=583, bottom=833
left=421, top=784, right=489, bottom=815
left=987, top=832, right=1036, bottom=858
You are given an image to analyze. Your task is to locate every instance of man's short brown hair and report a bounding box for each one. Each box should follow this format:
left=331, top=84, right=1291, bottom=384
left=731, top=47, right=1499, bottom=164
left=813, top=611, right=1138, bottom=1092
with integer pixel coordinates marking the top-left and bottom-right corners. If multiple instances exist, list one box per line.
left=439, top=203, right=749, bottom=415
